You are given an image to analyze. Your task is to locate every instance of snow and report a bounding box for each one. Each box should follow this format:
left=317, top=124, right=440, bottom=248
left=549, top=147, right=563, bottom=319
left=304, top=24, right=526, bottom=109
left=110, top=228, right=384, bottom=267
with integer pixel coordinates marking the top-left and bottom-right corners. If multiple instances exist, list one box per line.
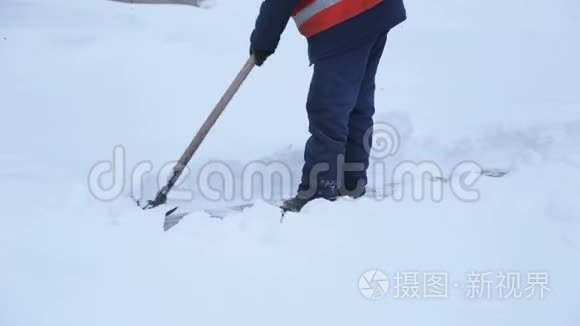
left=1, top=0, right=580, bottom=325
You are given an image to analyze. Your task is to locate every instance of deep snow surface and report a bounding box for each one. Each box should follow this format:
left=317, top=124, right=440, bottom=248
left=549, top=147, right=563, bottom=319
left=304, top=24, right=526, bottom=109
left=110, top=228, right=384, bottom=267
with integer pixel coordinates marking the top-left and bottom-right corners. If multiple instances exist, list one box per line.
left=1, top=0, right=580, bottom=325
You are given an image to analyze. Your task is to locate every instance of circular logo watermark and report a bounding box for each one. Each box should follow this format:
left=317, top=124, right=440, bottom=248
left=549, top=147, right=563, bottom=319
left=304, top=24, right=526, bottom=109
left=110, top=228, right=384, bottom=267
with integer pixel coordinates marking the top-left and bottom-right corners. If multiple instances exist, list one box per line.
left=364, top=122, right=400, bottom=159
left=359, top=269, right=389, bottom=300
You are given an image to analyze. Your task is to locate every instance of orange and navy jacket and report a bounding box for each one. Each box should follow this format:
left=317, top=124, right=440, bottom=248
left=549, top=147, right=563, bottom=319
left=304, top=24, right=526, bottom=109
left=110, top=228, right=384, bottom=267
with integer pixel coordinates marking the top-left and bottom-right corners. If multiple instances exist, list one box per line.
left=250, top=0, right=406, bottom=63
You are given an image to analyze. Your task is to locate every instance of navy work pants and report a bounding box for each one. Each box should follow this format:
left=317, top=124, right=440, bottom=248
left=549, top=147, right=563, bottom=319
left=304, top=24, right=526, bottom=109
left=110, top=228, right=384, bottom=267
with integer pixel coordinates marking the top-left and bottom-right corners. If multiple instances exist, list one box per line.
left=298, top=31, right=388, bottom=198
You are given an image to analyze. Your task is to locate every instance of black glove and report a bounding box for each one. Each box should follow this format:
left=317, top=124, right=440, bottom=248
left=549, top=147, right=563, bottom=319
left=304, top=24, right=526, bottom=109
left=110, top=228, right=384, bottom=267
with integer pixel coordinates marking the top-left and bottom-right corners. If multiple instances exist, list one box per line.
left=250, top=48, right=274, bottom=67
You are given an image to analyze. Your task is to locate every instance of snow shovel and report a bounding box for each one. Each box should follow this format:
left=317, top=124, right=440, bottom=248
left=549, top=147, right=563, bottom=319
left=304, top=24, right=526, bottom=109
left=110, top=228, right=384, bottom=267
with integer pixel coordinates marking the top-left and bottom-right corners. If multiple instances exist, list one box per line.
left=140, top=56, right=256, bottom=217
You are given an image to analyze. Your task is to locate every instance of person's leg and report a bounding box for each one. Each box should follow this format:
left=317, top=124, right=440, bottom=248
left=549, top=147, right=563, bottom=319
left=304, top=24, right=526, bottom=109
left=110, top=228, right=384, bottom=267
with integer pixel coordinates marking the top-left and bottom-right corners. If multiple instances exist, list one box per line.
left=298, top=40, right=378, bottom=199
left=343, top=31, right=389, bottom=196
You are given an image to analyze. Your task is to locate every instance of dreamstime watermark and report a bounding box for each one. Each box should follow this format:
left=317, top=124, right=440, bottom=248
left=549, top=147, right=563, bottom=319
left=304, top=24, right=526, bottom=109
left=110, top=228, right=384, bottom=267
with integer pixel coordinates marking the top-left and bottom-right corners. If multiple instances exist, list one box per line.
left=87, top=122, right=489, bottom=203
left=358, top=269, right=551, bottom=301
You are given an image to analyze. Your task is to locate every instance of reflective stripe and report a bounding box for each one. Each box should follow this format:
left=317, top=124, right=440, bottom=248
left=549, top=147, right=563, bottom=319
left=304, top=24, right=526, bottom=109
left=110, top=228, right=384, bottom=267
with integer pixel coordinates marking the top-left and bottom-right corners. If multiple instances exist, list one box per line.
left=293, top=0, right=316, bottom=15
left=292, top=0, right=382, bottom=37
left=293, top=0, right=341, bottom=26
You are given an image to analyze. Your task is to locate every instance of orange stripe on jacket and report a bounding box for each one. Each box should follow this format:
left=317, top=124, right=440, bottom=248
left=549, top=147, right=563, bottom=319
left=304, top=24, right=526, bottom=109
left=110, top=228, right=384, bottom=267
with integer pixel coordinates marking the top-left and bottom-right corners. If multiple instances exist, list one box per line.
left=294, top=0, right=383, bottom=38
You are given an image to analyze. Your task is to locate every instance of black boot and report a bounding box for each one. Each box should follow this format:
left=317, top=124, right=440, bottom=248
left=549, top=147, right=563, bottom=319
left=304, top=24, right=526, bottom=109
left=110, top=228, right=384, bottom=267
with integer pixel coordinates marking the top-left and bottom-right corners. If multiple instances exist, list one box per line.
left=280, top=190, right=341, bottom=213
left=340, top=181, right=367, bottom=199
left=283, top=180, right=340, bottom=213
left=280, top=192, right=316, bottom=213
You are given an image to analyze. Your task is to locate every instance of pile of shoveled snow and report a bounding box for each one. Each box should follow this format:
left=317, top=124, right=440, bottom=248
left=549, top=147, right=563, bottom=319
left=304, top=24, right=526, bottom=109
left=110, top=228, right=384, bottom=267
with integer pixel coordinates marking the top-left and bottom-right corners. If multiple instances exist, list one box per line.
left=2, top=128, right=580, bottom=325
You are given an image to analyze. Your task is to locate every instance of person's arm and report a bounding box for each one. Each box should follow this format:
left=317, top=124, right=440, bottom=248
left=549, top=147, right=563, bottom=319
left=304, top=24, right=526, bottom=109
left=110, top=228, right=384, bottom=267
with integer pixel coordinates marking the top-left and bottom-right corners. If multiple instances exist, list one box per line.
left=250, top=0, right=298, bottom=66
